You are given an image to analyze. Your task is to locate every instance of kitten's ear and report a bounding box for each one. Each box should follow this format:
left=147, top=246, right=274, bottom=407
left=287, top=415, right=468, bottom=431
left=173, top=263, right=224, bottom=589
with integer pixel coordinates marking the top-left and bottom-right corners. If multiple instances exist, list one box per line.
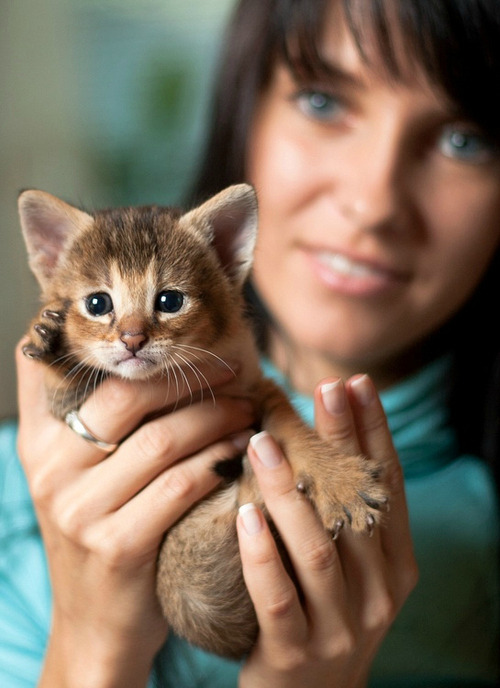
left=180, top=184, right=258, bottom=284
left=18, top=190, right=93, bottom=288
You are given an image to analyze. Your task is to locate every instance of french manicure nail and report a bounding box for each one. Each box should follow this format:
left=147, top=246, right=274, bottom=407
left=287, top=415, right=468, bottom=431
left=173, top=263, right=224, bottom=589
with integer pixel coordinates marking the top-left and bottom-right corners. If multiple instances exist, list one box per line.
left=350, top=374, right=374, bottom=406
left=250, top=431, right=282, bottom=468
left=321, top=378, right=346, bottom=415
left=239, top=503, right=263, bottom=535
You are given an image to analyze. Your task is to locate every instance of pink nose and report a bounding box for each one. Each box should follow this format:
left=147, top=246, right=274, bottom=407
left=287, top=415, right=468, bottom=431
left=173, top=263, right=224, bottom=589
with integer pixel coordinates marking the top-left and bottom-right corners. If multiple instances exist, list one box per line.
left=120, top=332, right=147, bottom=354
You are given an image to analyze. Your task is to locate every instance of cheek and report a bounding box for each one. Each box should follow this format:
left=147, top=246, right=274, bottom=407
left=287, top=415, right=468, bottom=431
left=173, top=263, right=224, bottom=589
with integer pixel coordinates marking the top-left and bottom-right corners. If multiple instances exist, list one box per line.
left=64, top=312, right=111, bottom=355
left=425, top=180, right=500, bottom=295
left=247, top=104, right=318, bottom=219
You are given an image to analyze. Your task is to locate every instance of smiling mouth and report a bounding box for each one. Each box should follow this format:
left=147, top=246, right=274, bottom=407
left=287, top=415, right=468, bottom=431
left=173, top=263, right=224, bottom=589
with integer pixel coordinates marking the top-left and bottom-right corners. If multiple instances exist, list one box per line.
left=317, top=251, right=390, bottom=279
left=305, top=248, right=409, bottom=296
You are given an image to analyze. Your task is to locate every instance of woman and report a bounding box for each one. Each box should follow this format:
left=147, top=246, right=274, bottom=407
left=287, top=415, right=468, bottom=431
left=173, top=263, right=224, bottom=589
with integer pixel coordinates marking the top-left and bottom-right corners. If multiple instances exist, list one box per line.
left=1, top=0, right=499, bottom=686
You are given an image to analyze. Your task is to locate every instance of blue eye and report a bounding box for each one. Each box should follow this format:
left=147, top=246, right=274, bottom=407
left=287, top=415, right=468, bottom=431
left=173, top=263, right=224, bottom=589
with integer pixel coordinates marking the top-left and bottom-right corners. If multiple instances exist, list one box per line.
left=439, top=126, right=494, bottom=163
left=294, top=90, right=344, bottom=123
left=86, top=293, right=113, bottom=316
left=155, top=290, right=184, bottom=313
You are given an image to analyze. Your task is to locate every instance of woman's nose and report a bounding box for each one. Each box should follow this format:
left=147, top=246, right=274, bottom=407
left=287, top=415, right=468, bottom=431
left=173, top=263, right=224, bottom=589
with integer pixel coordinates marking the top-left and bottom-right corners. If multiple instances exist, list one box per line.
left=336, top=128, right=407, bottom=231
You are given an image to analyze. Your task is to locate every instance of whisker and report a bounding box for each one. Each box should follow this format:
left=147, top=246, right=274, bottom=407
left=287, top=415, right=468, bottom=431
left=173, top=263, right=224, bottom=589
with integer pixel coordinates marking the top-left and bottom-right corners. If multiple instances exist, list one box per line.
left=172, top=350, right=216, bottom=407
left=172, top=344, right=236, bottom=377
left=171, top=356, right=193, bottom=407
left=171, top=351, right=205, bottom=404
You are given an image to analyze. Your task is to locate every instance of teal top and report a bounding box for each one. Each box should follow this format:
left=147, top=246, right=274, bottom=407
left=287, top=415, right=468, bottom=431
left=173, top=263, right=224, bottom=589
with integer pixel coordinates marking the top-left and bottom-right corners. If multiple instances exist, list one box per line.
left=1, top=356, right=499, bottom=687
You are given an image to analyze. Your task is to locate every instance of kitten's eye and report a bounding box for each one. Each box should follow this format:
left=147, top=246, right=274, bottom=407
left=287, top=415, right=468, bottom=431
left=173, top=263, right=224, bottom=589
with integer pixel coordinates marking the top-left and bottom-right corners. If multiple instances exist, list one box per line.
left=86, top=293, right=113, bottom=316
left=155, top=290, right=184, bottom=313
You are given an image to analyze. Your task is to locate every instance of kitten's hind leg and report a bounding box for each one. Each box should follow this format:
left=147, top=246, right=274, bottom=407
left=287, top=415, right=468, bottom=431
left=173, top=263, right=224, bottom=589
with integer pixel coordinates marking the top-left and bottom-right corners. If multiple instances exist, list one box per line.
left=23, top=303, right=66, bottom=363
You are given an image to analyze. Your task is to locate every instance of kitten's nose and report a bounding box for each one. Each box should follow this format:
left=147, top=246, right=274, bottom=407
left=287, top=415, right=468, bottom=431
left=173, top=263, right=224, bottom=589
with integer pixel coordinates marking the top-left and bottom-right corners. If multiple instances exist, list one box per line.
left=120, top=331, right=147, bottom=354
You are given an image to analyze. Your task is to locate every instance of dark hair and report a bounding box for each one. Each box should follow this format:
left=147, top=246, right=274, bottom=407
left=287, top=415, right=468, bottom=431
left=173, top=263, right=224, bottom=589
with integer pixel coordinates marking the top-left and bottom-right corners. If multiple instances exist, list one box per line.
left=192, top=0, right=500, bottom=201
left=190, top=0, right=500, bottom=468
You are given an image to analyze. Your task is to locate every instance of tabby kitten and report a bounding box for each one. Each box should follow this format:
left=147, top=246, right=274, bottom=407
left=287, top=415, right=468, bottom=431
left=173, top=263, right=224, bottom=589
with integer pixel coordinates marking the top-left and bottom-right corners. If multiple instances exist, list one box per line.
left=19, top=184, right=387, bottom=659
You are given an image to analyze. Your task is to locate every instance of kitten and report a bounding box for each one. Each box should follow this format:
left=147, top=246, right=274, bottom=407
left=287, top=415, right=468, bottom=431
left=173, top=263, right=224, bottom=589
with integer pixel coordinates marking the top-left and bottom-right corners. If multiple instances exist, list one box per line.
left=19, top=184, right=387, bottom=659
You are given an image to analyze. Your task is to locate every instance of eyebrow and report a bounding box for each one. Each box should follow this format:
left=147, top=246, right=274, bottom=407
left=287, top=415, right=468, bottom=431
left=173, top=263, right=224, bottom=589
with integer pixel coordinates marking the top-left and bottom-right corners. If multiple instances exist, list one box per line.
left=285, top=52, right=366, bottom=91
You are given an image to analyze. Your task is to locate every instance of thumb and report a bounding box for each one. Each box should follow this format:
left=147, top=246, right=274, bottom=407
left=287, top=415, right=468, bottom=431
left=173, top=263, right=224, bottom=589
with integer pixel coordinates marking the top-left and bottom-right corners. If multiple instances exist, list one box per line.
left=16, top=337, right=52, bottom=426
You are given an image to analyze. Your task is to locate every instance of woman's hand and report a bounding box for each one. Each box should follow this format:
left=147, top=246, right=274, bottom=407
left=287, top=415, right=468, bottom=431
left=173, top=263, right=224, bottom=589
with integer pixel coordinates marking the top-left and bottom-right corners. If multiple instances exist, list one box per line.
left=236, top=374, right=418, bottom=688
left=15, top=341, right=254, bottom=688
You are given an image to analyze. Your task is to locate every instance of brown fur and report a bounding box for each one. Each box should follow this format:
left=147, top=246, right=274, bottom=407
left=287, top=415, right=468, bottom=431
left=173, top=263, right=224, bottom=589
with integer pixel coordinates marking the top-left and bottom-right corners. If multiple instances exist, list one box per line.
left=19, top=184, right=387, bottom=659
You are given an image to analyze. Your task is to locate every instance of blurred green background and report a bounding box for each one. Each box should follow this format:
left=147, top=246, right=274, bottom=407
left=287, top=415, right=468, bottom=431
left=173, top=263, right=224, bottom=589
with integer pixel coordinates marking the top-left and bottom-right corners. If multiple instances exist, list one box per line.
left=0, top=0, right=235, bottom=418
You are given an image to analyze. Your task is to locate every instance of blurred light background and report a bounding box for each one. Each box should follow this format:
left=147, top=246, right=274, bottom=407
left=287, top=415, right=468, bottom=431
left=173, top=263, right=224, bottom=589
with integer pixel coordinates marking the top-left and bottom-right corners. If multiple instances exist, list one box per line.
left=0, top=0, right=235, bottom=419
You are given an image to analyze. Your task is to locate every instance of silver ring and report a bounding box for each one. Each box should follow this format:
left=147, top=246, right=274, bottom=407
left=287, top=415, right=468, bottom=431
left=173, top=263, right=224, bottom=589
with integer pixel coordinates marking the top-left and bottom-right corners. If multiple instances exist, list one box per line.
left=64, top=410, right=119, bottom=453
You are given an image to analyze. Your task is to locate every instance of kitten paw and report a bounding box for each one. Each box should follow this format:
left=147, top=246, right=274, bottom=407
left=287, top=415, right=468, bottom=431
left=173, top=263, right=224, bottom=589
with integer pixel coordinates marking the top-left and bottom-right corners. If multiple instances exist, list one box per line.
left=25, top=308, right=65, bottom=363
left=295, top=449, right=388, bottom=535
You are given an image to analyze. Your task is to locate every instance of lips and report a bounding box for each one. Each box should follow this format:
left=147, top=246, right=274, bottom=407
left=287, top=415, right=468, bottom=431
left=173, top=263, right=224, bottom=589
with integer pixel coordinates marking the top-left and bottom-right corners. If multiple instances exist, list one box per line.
left=304, top=247, right=410, bottom=296
left=112, top=352, right=158, bottom=379
left=317, top=250, right=390, bottom=279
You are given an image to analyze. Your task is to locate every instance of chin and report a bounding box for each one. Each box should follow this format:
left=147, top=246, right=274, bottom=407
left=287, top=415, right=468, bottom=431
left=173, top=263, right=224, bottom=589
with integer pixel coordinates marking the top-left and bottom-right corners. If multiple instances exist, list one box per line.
left=112, top=358, right=159, bottom=380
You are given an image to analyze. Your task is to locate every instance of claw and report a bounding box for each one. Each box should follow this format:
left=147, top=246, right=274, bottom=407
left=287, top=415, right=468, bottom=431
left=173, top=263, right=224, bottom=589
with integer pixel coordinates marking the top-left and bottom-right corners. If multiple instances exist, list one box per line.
left=42, top=309, right=62, bottom=320
left=343, top=506, right=353, bottom=526
left=22, top=345, right=41, bottom=360
left=331, top=519, right=344, bottom=540
left=34, top=324, right=50, bottom=338
left=366, top=513, right=375, bottom=537
left=358, top=491, right=389, bottom=511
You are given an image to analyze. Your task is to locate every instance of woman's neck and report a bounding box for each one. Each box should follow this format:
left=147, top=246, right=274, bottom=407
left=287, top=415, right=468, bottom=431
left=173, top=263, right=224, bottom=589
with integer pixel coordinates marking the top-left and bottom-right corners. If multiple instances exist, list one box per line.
left=267, top=330, right=446, bottom=396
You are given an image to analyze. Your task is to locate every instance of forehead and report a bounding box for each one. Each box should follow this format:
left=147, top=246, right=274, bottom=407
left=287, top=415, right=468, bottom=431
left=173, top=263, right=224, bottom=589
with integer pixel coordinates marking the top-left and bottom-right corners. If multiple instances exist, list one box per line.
left=317, top=2, right=437, bottom=94
left=283, top=1, right=452, bottom=118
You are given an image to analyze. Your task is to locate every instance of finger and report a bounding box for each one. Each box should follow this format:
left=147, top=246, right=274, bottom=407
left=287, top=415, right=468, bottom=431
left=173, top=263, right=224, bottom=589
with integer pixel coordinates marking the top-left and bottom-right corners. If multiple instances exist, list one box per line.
left=76, top=360, right=238, bottom=449
left=335, top=527, right=393, bottom=634
left=77, top=400, right=255, bottom=513
left=103, top=437, right=249, bottom=557
left=16, top=339, right=52, bottom=427
left=236, top=503, right=307, bottom=649
left=314, top=377, right=362, bottom=455
left=247, top=433, right=350, bottom=639
left=346, top=375, right=397, bottom=464
left=347, top=375, right=416, bottom=574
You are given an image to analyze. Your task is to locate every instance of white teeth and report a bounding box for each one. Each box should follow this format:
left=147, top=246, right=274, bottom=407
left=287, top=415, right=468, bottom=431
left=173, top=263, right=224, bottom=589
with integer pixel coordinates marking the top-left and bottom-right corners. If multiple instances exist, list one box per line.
left=318, top=251, right=383, bottom=278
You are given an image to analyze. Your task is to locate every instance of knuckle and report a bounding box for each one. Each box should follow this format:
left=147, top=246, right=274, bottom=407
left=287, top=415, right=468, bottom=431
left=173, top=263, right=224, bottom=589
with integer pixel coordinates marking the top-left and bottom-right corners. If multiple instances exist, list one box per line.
left=365, top=591, right=397, bottom=632
left=137, top=421, right=173, bottom=460
left=300, top=536, right=336, bottom=572
left=265, top=590, right=297, bottom=621
left=323, top=628, right=357, bottom=660
left=402, top=558, right=420, bottom=594
left=272, top=646, right=308, bottom=672
left=57, top=502, right=87, bottom=542
left=159, top=466, right=196, bottom=503
left=361, top=406, right=389, bottom=436
left=101, top=378, right=139, bottom=414
left=98, top=537, right=129, bottom=568
left=29, top=464, right=59, bottom=505
left=84, top=523, right=132, bottom=567
left=384, top=459, right=405, bottom=495
left=328, top=423, right=356, bottom=445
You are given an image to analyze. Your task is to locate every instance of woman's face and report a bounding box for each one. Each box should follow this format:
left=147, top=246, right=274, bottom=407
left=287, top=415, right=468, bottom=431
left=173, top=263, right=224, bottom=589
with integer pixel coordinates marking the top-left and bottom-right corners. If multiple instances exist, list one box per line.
left=247, top=11, right=500, bottom=390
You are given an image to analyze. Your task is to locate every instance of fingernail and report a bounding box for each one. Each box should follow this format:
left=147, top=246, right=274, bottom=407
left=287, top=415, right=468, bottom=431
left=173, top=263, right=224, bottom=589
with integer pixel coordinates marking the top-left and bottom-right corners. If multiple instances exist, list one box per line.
left=239, top=503, right=263, bottom=535
left=250, top=431, right=282, bottom=468
left=231, top=430, right=253, bottom=452
left=321, top=378, right=345, bottom=415
left=350, top=375, right=374, bottom=406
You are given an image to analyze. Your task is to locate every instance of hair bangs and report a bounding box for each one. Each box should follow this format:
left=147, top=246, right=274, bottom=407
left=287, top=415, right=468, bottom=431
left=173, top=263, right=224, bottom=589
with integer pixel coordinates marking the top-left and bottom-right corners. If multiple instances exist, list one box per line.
left=275, top=0, right=500, bottom=142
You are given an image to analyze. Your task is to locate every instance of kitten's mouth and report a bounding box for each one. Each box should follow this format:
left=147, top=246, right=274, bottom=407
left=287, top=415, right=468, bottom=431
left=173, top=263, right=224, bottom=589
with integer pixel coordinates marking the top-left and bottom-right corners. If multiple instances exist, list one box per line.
left=112, top=353, right=159, bottom=379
